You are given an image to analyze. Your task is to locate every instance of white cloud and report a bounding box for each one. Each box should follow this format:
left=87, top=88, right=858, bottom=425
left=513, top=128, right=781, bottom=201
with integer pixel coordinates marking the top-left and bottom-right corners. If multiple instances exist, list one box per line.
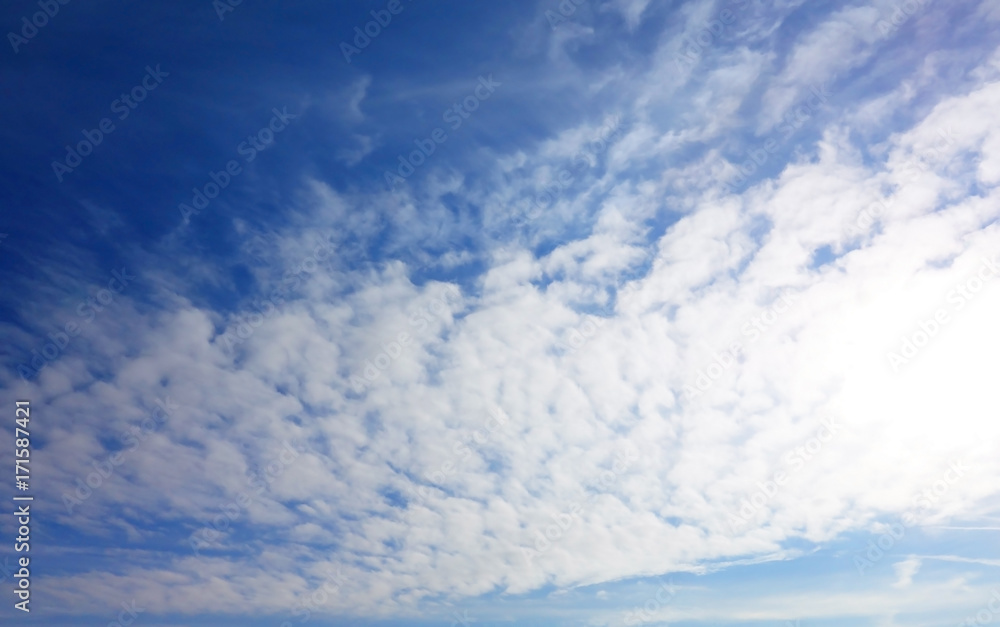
left=758, top=4, right=883, bottom=133
left=610, top=0, right=652, bottom=30
left=893, top=557, right=921, bottom=588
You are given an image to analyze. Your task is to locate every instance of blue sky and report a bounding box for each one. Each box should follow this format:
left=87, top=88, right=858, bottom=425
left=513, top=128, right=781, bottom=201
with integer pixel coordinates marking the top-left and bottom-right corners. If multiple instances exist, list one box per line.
left=2, top=0, right=1000, bottom=625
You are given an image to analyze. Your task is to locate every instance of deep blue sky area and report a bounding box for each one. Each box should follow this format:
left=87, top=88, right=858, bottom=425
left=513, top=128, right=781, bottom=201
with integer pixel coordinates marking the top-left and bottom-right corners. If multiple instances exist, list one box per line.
left=1, top=0, right=669, bottom=322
